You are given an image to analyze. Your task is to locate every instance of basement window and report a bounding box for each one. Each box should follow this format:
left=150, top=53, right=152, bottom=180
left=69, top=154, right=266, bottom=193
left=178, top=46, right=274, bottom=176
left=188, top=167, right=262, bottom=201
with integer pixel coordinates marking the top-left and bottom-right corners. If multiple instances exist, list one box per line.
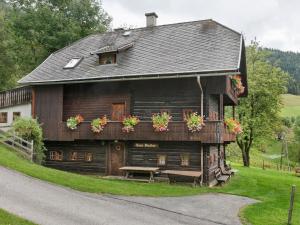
left=0, top=112, right=8, bottom=123
left=99, top=53, right=116, bottom=65
left=85, top=152, right=93, bottom=162
left=157, top=155, right=167, bottom=166
left=49, top=151, right=63, bottom=161
left=180, top=154, right=190, bottom=166
left=64, top=57, right=82, bottom=69
left=70, top=151, right=78, bottom=161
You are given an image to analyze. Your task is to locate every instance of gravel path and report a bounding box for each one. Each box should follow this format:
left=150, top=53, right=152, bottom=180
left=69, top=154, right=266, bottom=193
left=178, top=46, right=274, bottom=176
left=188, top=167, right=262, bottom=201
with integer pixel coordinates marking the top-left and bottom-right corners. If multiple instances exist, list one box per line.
left=0, top=166, right=257, bottom=225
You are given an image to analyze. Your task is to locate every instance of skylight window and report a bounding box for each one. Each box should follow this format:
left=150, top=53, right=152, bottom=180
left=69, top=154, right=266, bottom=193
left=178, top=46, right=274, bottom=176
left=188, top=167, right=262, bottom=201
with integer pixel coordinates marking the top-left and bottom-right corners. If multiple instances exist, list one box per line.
left=63, top=57, right=82, bottom=69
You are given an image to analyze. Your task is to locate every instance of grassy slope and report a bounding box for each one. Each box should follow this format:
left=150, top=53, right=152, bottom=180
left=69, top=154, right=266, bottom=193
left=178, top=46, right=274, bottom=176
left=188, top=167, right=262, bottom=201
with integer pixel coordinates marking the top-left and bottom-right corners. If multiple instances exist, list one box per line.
left=0, top=209, right=36, bottom=225
left=281, top=94, right=300, bottom=117
left=1, top=145, right=300, bottom=225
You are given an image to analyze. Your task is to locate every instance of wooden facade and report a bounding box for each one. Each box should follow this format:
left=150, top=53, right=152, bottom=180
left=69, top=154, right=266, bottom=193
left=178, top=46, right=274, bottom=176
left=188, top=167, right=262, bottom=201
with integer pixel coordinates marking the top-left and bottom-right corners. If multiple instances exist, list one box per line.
left=33, top=76, right=240, bottom=186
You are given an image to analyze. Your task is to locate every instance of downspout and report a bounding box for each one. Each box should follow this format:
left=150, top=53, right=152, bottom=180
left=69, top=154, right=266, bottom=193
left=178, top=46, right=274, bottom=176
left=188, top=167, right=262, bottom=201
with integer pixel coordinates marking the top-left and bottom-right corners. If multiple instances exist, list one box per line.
left=197, top=76, right=204, bottom=117
left=197, top=76, right=204, bottom=185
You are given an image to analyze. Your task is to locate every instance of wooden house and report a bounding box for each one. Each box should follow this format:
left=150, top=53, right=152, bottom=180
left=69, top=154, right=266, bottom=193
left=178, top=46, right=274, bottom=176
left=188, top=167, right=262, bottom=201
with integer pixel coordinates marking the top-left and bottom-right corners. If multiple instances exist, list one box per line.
left=19, top=13, right=247, bottom=186
left=0, top=86, right=32, bottom=131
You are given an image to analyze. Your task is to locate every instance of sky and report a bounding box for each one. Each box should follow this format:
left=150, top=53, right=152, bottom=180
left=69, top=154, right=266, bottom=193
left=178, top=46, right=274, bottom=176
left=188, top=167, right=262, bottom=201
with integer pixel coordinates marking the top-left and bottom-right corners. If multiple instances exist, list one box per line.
left=102, top=0, right=300, bottom=52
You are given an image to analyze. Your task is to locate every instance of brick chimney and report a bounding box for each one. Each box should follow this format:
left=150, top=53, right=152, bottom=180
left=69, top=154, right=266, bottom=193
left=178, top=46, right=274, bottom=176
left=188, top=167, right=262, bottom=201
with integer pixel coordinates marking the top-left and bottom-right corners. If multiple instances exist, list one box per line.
left=145, top=12, right=158, bottom=27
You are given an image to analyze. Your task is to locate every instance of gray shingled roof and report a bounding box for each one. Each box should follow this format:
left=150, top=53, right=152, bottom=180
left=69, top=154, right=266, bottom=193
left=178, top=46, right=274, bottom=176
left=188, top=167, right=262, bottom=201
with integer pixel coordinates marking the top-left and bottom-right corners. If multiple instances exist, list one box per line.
left=19, top=19, right=243, bottom=85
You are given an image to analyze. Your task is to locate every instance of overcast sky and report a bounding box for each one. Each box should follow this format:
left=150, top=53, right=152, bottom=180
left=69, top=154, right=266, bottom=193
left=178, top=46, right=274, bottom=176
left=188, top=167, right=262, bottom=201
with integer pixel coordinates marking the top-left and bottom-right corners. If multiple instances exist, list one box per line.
left=102, top=0, right=300, bottom=52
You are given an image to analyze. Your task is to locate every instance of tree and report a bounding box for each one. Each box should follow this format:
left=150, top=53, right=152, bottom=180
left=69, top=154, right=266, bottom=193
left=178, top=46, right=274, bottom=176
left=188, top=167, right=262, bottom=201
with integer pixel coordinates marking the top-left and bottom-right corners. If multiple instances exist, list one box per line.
left=0, top=4, right=18, bottom=91
left=1, top=0, right=111, bottom=87
left=236, top=41, right=289, bottom=167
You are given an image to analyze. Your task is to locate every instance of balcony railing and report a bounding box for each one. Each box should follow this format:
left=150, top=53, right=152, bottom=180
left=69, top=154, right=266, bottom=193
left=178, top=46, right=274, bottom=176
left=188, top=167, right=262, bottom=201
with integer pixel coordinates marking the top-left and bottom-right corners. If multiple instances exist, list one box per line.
left=47, top=120, right=236, bottom=143
left=0, top=86, right=32, bottom=108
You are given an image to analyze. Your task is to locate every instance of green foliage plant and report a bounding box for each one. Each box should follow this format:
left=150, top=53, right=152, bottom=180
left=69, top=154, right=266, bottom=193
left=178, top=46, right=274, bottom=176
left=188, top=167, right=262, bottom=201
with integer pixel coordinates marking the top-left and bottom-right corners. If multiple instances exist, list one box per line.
left=185, top=112, right=205, bottom=132
left=152, top=112, right=172, bottom=132
left=122, top=116, right=140, bottom=133
left=12, top=117, right=45, bottom=164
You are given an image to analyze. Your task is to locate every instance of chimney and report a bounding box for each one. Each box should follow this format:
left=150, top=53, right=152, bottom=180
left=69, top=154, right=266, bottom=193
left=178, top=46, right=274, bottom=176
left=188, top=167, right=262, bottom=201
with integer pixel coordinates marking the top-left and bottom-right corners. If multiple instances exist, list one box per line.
left=145, top=12, right=158, bottom=27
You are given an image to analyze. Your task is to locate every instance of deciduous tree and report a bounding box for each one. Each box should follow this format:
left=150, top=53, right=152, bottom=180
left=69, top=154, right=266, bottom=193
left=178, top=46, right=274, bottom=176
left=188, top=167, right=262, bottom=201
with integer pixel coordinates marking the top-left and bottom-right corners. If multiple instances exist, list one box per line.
left=236, top=41, right=289, bottom=166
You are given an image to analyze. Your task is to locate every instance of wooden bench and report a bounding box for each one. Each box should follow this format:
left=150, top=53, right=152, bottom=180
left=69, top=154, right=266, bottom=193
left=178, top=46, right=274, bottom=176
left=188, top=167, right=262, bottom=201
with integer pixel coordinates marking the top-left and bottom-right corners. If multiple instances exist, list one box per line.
left=119, top=166, right=160, bottom=183
left=214, top=168, right=230, bottom=185
left=220, top=165, right=234, bottom=176
left=161, top=170, right=202, bottom=187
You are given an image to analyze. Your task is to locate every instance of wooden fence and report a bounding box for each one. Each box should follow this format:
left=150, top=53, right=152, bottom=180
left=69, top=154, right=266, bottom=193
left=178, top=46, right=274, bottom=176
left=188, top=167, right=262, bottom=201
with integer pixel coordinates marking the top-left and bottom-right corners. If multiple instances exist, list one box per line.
left=0, top=130, right=34, bottom=161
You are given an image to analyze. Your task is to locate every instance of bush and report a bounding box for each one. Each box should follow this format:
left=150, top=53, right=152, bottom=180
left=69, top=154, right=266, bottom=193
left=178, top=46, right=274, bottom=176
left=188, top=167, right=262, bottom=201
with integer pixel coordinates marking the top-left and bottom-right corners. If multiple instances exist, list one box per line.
left=11, top=117, right=45, bottom=164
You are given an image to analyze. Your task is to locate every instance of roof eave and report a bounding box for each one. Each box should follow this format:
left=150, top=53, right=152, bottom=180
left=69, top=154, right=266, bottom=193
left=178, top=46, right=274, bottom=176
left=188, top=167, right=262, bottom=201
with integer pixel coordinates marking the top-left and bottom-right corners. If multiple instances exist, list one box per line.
left=18, top=69, right=240, bottom=86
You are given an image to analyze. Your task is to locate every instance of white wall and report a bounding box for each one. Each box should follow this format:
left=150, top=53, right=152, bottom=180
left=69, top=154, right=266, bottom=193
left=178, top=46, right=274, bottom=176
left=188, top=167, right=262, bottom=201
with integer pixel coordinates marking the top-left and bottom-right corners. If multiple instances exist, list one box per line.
left=0, top=103, right=31, bottom=130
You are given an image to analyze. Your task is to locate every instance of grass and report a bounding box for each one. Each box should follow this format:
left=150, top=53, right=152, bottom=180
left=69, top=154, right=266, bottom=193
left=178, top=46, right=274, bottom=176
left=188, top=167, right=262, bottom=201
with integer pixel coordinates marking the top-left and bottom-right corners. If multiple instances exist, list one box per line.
left=0, top=144, right=300, bottom=225
left=281, top=94, right=300, bottom=117
left=0, top=208, right=36, bottom=225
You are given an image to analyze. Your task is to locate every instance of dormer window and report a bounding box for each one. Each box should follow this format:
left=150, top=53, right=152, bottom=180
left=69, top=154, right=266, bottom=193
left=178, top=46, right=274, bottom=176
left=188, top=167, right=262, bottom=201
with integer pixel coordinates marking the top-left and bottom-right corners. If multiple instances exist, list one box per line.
left=64, top=57, right=82, bottom=69
left=99, top=53, right=116, bottom=65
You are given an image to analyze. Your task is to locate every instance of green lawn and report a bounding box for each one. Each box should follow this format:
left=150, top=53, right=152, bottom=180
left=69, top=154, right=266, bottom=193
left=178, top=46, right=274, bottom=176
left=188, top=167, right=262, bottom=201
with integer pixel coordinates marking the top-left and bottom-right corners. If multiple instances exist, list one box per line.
left=281, top=94, right=300, bottom=117
left=0, top=209, right=36, bottom=225
left=0, top=144, right=300, bottom=225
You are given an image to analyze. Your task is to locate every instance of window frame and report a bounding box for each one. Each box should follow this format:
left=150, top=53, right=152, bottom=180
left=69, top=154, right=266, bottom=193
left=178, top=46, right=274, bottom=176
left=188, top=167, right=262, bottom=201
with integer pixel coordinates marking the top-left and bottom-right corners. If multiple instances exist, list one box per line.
left=99, top=53, right=117, bottom=65
left=85, top=152, right=93, bottom=162
left=13, top=112, right=21, bottom=121
left=49, top=151, right=63, bottom=161
left=69, top=151, right=78, bottom=161
left=0, top=112, right=8, bottom=123
left=157, top=154, right=167, bottom=166
left=182, top=109, right=193, bottom=121
left=180, top=153, right=190, bottom=166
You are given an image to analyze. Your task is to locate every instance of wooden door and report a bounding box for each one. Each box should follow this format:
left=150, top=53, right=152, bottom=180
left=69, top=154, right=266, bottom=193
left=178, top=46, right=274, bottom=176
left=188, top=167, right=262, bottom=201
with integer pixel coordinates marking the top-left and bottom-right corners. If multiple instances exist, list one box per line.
left=111, top=103, right=125, bottom=121
left=109, top=143, right=125, bottom=176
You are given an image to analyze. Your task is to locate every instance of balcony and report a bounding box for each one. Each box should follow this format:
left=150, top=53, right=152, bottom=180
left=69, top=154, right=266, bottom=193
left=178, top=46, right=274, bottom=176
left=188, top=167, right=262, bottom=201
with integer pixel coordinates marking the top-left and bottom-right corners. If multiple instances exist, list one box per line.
left=49, top=121, right=236, bottom=143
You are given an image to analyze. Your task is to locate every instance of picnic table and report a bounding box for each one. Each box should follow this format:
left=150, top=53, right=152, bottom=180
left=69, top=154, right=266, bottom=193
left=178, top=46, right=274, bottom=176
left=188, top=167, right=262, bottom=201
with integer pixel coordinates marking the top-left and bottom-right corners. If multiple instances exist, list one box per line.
left=161, top=170, right=203, bottom=187
left=119, top=166, right=160, bottom=182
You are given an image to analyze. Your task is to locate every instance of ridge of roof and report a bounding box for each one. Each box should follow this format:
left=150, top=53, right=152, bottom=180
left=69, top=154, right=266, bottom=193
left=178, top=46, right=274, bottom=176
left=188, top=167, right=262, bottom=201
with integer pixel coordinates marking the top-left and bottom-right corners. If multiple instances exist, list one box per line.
left=52, top=18, right=241, bottom=56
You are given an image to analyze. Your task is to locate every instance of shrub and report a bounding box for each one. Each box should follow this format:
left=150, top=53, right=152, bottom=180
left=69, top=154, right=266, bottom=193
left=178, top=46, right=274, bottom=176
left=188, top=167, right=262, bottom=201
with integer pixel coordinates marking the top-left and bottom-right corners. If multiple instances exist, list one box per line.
left=12, top=117, right=45, bottom=164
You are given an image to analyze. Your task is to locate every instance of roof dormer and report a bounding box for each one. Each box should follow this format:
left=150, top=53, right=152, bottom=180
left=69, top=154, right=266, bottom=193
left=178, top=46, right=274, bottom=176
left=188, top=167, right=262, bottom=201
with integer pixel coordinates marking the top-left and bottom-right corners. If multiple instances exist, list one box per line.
left=90, top=42, right=134, bottom=65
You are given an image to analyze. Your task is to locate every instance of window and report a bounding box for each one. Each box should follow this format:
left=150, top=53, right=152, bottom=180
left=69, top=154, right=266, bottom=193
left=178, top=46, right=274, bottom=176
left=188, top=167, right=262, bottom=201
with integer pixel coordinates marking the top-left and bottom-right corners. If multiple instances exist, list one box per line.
left=180, top=154, right=190, bottom=166
left=13, top=112, right=21, bottom=121
left=157, top=155, right=167, bottom=166
left=0, top=112, right=7, bottom=123
left=64, top=57, right=82, bottom=69
left=70, top=152, right=78, bottom=161
left=182, top=109, right=193, bottom=120
left=85, top=152, right=93, bottom=162
left=99, top=53, right=116, bottom=65
left=49, top=151, right=63, bottom=161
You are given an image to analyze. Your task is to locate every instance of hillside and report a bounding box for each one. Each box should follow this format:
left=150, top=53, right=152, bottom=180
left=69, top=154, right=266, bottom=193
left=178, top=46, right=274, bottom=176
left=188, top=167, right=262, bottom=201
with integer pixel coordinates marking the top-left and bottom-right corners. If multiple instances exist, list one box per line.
left=0, top=144, right=300, bottom=225
left=281, top=94, right=300, bottom=117
left=267, top=49, right=300, bottom=95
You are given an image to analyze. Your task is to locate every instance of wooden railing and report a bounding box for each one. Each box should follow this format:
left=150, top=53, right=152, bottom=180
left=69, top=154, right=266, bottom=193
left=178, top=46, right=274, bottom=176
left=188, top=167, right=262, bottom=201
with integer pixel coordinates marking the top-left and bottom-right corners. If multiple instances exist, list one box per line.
left=0, top=130, right=34, bottom=161
left=49, top=121, right=236, bottom=143
left=0, top=86, right=32, bottom=108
